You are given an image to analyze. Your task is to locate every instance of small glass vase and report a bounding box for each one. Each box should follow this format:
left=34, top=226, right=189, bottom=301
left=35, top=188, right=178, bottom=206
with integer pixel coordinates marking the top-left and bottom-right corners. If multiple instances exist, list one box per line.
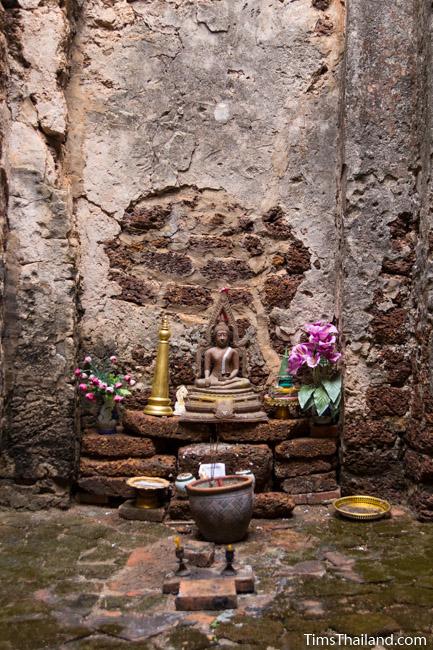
left=97, top=400, right=117, bottom=435
left=311, top=413, right=333, bottom=426
left=309, top=409, right=339, bottom=438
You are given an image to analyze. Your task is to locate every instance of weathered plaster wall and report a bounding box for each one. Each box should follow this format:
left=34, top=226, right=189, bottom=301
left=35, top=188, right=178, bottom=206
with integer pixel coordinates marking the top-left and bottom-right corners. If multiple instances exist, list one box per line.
left=67, top=0, right=345, bottom=406
left=0, top=1, right=78, bottom=508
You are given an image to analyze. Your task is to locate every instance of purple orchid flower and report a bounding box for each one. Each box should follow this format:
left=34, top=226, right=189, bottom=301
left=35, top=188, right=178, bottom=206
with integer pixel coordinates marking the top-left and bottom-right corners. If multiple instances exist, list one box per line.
left=288, top=321, right=341, bottom=375
left=304, top=321, right=338, bottom=344
left=288, top=343, right=321, bottom=375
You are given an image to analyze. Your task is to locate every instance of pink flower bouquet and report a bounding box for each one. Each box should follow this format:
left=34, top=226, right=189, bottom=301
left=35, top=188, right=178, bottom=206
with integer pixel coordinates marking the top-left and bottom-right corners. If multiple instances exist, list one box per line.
left=288, top=321, right=342, bottom=418
left=74, top=354, right=135, bottom=404
left=74, top=354, right=135, bottom=433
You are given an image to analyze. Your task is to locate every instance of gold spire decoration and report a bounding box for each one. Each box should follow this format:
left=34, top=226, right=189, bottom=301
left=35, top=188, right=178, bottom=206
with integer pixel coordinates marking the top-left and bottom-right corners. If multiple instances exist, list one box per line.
left=143, top=314, right=173, bottom=417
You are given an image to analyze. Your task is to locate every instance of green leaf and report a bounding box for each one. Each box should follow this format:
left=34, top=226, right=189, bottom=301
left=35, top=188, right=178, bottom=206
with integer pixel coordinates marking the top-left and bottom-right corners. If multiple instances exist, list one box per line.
left=333, top=393, right=341, bottom=410
left=298, top=385, right=316, bottom=410
left=322, top=376, right=342, bottom=404
left=298, top=393, right=315, bottom=414
left=118, top=389, right=131, bottom=397
left=313, top=386, right=331, bottom=416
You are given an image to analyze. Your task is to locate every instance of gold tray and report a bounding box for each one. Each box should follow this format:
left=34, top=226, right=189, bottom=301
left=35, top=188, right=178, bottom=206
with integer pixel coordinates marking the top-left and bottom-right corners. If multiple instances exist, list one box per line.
left=332, top=495, right=391, bottom=521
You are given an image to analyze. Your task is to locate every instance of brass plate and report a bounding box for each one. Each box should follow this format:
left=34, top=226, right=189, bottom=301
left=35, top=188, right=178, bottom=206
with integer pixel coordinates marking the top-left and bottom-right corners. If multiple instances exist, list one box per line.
left=272, top=387, right=297, bottom=394
left=333, top=495, right=391, bottom=521
left=263, top=396, right=298, bottom=406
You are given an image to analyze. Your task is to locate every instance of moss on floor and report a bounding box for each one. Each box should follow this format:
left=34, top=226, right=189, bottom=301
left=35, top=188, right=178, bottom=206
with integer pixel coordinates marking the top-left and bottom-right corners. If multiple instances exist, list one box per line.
left=168, top=626, right=212, bottom=650
left=0, top=505, right=433, bottom=649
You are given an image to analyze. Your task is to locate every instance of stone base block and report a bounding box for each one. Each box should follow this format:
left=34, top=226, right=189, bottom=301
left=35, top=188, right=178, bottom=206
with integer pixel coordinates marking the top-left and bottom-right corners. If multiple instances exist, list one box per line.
left=276, top=437, right=337, bottom=460
left=163, top=566, right=254, bottom=597
left=274, top=458, right=337, bottom=479
left=118, top=499, right=166, bottom=522
left=253, top=493, right=295, bottom=519
left=123, top=411, right=210, bottom=442
left=77, top=476, right=135, bottom=498
left=218, top=418, right=309, bottom=443
left=175, top=578, right=237, bottom=611
left=281, top=472, right=337, bottom=495
left=178, top=443, right=272, bottom=489
left=81, top=431, right=156, bottom=459
left=168, top=497, right=192, bottom=520
left=80, top=455, right=177, bottom=479
left=292, top=488, right=341, bottom=505
left=123, top=410, right=309, bottom=444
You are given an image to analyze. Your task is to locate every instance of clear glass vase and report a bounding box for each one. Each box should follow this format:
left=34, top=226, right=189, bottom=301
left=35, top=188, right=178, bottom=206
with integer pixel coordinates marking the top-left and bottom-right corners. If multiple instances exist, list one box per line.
left=97, top=400, right=117, bottom=435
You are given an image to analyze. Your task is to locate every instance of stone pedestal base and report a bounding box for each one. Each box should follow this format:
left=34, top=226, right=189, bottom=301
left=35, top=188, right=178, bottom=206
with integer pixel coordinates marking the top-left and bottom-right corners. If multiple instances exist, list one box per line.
left=75, top=411, right=341, bottom=514
left=163, top=565, right=255, bottom=611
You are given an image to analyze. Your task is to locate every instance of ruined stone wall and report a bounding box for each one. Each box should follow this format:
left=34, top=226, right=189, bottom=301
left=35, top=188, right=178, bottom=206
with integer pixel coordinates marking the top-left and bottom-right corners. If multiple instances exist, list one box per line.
left=404, top=0, right=433, bottom=520
left=67, top=0, right=345, bottom=405
left=339, top=0, right=433, bottom=508
left=2, top=0, right=433, bottom=515
left=0, top=1, right=78, bottom=508
left=0, top=6, right=9, bottom=443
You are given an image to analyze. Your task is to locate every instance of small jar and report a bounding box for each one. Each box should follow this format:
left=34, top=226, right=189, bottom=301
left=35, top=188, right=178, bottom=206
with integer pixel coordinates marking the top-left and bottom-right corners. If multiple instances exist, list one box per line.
left=175, top=473, right=195, bottom=498
left=235, top=469, right=255, bottom=490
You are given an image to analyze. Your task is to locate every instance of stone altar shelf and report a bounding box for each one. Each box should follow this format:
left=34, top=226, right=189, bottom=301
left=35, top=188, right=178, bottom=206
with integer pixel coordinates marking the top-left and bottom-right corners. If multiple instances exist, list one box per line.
left=75, top=410, right=340, bottom=513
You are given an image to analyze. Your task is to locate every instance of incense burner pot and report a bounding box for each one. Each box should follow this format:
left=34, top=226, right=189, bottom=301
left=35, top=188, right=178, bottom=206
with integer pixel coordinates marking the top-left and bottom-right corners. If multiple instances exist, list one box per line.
left=186, top=475, right=254, bottom=543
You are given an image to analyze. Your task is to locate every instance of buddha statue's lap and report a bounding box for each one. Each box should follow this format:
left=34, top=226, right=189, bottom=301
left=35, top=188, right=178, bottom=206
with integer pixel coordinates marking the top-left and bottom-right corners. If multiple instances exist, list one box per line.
left=195, top=375, right=251, bottom=390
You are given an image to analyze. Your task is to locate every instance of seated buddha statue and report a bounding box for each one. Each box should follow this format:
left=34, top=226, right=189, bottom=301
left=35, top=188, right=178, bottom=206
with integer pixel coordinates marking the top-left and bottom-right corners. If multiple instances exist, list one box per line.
left=180, top=290, right=267, bottom=423
left=195, top=320, right=251, bottom=390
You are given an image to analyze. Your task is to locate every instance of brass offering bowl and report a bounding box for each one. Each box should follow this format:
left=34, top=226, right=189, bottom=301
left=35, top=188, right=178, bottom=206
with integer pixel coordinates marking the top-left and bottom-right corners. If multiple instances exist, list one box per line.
left=332, top=495, right=391, bottom=521
left=263, top=394, right=299, bottom=419
left=126, top=476, right=170, bottom=509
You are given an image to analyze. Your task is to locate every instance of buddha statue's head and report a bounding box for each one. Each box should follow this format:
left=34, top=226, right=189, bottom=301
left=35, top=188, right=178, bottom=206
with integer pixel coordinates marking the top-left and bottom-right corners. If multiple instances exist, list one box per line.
left=213, top=320, right=231, bottom=348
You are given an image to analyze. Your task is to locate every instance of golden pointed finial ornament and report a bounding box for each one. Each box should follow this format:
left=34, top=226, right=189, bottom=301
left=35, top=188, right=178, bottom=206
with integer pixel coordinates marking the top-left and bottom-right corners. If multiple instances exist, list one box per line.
left=143, top=314, right=173, bottom=417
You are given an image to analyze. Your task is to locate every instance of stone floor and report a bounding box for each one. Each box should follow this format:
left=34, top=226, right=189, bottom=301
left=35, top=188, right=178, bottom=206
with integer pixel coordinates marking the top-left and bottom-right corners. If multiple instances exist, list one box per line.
left=0, top=505, right=432, bottom=650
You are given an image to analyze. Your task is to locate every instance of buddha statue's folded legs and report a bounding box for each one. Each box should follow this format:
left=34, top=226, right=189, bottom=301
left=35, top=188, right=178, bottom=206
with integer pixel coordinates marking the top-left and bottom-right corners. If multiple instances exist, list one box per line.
left=195, top=375, right=251, bottom=389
